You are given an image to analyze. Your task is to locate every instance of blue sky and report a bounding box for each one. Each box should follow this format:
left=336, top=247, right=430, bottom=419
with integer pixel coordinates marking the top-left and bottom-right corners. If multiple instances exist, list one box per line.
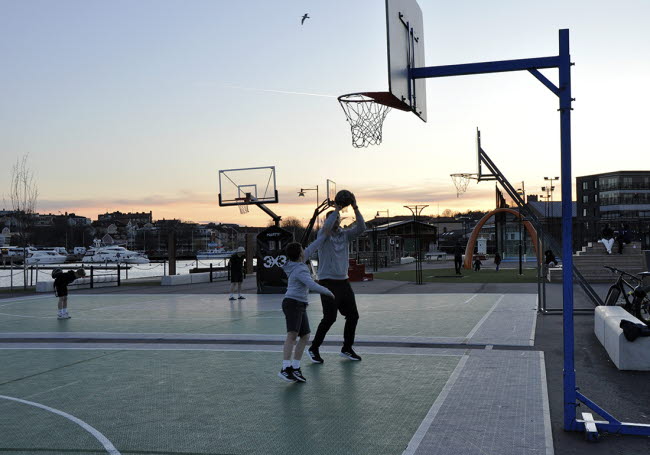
left=1, top=0, right=648, bottom=226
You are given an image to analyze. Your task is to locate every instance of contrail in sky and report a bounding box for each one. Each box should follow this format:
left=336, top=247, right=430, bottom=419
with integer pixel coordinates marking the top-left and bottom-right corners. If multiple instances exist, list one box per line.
left=225, top=85, right=337, bottom=98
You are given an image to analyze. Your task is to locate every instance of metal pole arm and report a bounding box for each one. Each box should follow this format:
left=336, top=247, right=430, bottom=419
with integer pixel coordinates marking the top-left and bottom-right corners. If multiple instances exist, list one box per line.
left=254, top=203, right=282, bottom=227
left=411, top=56, right=561, bottom=79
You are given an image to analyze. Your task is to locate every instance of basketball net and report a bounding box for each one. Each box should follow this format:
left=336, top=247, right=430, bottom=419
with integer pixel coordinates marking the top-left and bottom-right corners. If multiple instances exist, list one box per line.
left=338, top=93, right=391, bottom=148
left=237, top=194, right=252, bottom=214
left=450, top=173, right=477, bottom=198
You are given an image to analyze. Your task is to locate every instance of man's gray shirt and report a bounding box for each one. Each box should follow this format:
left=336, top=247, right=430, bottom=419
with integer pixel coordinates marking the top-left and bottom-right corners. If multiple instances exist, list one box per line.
left=316, top=208, right=366, bottom=280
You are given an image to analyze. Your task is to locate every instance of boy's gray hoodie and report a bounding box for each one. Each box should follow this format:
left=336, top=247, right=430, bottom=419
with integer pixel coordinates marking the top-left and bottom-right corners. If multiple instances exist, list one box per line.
left=282, top=235, right=332, bottom=303
left=316, top=208, right=366, bottom=280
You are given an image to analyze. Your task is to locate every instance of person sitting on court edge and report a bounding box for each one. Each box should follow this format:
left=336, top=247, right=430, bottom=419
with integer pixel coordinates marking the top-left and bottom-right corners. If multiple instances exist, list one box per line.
left=308, top=191, right=366, bottom=363
left=54, top=268, right=86, bottom=319
left=600, top=224, right=615, bottom=254
left=278, top=236, right=334, bottom=383
left=544, top=250, right=558, bottom=267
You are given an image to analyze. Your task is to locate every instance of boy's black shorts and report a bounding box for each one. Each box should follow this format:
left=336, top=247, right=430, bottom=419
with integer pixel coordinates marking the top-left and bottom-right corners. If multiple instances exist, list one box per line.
left=55, top=284, right=68, bottom=297
left=282, top=298, right=310, bottom=336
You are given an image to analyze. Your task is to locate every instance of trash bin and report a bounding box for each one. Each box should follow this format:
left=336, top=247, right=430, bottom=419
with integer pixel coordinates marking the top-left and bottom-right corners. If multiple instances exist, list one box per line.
left=256, top=225, right=294, bottom=294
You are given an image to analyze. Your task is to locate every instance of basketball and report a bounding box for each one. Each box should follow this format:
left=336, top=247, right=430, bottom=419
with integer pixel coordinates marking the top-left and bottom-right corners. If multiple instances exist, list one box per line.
left=335, top=189, right=355, bottom=208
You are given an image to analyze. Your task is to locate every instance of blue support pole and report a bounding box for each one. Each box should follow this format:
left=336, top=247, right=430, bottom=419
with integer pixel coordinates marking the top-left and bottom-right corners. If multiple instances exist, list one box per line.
left=558, top=29, right=578, bottom=431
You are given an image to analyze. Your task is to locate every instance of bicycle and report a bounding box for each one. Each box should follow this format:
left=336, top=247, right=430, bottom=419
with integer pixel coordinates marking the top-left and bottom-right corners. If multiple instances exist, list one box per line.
left=603, top=265, right=650, bottom=325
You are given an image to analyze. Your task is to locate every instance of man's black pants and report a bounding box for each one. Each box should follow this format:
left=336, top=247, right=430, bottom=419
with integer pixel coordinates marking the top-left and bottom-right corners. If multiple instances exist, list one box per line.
left=454, top=257, right=463, bottom=274
left=311, top=279, right=359, bottom=350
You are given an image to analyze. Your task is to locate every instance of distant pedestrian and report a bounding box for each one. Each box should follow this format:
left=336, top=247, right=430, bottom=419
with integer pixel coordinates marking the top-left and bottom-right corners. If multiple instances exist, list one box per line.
left=229, top=246, right=246, bottom=300
left=54, top=268, right=86, bottom=319
left=616, top=224, right=632, bottom=254
left=454, top=241, right=463, bottom=275
left=600, top=224, right=615, bottom=254
left=473, top=256, right=482, bottom=272
left=494, top=252, right=502, bottom=271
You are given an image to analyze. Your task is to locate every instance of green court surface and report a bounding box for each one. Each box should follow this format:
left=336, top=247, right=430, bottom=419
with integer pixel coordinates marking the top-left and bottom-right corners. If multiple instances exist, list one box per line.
left=0, top=294, right=501, bottom=339
left=374, top=267, right=539, bottom=283
left=0, top=348, right=460, bottom=455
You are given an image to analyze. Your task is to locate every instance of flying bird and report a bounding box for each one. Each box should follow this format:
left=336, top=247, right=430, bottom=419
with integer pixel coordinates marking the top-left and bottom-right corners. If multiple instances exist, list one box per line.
left=301, top=13, right=310, bottom=25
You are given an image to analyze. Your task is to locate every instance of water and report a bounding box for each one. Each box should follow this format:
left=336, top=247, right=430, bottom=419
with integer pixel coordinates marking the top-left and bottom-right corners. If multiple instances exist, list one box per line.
left=0, top=259, right=230, bottom=290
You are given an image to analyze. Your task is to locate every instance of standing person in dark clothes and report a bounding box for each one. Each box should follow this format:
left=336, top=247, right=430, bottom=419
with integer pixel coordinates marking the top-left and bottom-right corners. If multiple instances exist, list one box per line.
left=473, top=256, right=482, bottom=272
left=616, top=224, right=632, bottom=254
left=308, top=193, right=366, bottom=363
left=229, top=246, right=246, bottom=300
left=454, top=241, right=464, bottom=275
left=54, top=268, right=86, bottom=319
left=494, top=252, right=502, bottom=271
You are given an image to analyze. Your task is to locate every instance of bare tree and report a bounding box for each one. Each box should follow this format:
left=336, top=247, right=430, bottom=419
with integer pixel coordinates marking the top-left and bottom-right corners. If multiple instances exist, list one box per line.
left=8, top=155, right=38, bottom=247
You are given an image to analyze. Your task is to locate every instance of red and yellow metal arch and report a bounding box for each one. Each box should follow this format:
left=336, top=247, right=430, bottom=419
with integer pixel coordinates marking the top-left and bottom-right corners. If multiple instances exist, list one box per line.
left=463, top=208, right=539, bottom=269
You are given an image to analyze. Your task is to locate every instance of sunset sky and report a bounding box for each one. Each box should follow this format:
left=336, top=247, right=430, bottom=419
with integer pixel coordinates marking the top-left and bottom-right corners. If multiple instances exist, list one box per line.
left=1, top=0, right=648, bottom=227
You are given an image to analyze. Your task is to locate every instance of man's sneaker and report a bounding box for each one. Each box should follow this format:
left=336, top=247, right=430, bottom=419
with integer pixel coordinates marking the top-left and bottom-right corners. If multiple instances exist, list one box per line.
left=228, top=296, right=236, bottom=301
left=292, top=368, right=306, bottom=383
left=340, top=348, right=362, bottom=361
left=57, top=313, right=71, bottom=320
left=307, top=348, right=324, bottom=364
left=238, top=295, right=246, bottom=300
left=278, top=367, right=297, bottom=383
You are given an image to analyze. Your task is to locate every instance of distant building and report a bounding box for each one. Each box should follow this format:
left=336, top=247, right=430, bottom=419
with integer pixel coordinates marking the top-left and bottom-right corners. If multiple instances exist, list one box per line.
left=98, top=211, right=153, bottom=226
left=576, top=171, right=650, bottom=248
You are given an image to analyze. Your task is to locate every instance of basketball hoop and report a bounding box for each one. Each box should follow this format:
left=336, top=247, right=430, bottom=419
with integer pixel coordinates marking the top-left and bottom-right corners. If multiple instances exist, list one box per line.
left=235, top=195, right=252, bottom=214
left=338, top=92, right=404, bottom=148
left=450, top=173, right=478, bottom=198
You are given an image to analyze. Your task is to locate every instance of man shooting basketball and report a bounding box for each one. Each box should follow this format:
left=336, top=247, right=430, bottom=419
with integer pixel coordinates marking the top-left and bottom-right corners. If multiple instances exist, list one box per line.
left=308, top=190, right=366, bottom=363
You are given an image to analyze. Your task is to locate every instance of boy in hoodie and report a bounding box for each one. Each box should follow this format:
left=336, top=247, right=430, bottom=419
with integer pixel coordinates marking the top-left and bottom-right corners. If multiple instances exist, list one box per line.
left=54, top=268, right=86, bottom=319
left=278, top=234, right=335, bottom=383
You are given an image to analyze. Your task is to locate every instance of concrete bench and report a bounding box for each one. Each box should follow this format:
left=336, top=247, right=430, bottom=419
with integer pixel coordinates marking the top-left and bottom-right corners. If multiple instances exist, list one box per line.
left=594, top=306, right=650, bottom=370
left=35, top=276, right=116, bottom=293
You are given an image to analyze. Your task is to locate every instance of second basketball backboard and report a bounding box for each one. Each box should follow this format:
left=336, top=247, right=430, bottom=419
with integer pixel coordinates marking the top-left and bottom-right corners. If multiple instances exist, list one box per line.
left=386, top=0, right=427, bottom=122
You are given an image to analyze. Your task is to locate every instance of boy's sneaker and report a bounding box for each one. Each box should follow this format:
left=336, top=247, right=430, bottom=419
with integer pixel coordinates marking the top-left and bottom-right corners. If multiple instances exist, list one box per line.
left=238, top=295, right=246, bottom=300
left=340, top=348, right=362, bottom=361
left=228, top=296, right=236, bottom=301
left=57, top=312, right=71, bottom=320
left=292, top=368, right=306, bottom=383
left=278, top=367, right=297, bottom=383
left=307, top=347, right=324, bottom=364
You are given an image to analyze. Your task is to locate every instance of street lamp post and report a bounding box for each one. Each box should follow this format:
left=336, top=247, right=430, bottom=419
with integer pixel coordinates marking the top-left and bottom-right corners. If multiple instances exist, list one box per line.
left=298, top=186, right=319, bottom=206
left=404, top=205, right=428, bottom=285
left=544, top=176, right=559, bottom=235
left=516, top=183, right=527, bottom=276
left=376, top=209, right=390, bottom=265
left=299, top=186, right=320, bottom=232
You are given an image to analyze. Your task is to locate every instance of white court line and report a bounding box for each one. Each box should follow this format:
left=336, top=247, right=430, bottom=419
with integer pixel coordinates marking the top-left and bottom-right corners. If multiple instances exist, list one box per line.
left=0, top=394, right=121, bottom=455
left=539, top=352, right=555, bottom=455
left=21, top=381, right=82, bottom=400
left=464, top=294, right=505, bottom=340
left=0, top=344, right=468, bottom=357
left=529, top=304, right=539, bottom=346
left=402, top=354, right=470, bottom=455
left=0, top=295, right=51, bottom=308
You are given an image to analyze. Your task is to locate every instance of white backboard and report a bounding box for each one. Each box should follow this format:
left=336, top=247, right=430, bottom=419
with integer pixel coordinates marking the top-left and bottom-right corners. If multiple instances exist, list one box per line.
left=386, top=0, right=427, bottom=122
